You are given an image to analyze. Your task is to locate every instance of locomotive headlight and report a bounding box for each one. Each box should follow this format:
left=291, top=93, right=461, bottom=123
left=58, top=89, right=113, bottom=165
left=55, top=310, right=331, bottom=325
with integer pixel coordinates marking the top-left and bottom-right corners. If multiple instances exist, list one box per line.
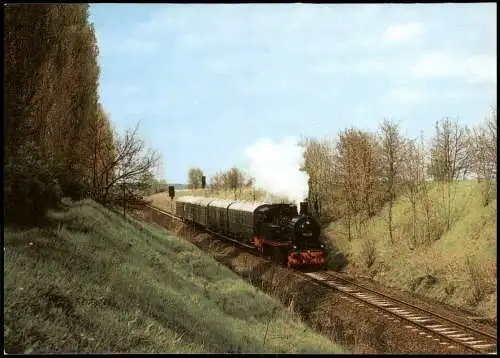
left=320, top=244, right=324, bottom=248
left=293, top=245, right=297, bottom=249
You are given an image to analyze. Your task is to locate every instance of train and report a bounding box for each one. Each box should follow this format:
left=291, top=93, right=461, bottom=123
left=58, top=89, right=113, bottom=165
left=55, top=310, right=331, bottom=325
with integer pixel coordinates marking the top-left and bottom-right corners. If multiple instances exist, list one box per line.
left=175, top=196, right=326, bottom=269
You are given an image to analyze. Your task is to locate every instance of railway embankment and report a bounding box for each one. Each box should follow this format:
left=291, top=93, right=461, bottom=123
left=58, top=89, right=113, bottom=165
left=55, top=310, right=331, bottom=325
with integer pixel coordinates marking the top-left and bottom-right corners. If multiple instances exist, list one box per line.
left=4, top=199, right=344, bottom=354
left=149, top=182, right=497, bottom=324
left=137, top=204, right=496, bottom=353
left=326, top=181, right=497, bottom=321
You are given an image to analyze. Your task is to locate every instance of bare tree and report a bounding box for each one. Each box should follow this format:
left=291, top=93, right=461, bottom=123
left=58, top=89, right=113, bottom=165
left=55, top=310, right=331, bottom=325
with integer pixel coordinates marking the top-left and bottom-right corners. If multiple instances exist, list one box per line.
left=188, top=167, right=204, bottom=189
left=208, top=167, right=253, bottom=197
left=300, top=136, right=338, bottom=222
left=226, top=167, right=244, bottom=199
left=428, top=118, right=472, bottom=230
left=378, top=119, right=406, bottom=243
left=470, top=107, right=497, bottom=206
left=401, top=138, right=427, bottom=248
left=428, top=118, right=472, bottom=182
left=335, top=129, right=383, bottom=240
left=209, top=171, right=225, bottom=190
left=97, top=123, right=160, bottom=202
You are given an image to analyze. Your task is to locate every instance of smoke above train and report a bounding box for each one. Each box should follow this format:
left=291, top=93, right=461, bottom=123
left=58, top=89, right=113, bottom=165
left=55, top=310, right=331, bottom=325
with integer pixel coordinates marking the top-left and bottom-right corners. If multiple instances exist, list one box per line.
left=244, top=136, right=308, bottom=204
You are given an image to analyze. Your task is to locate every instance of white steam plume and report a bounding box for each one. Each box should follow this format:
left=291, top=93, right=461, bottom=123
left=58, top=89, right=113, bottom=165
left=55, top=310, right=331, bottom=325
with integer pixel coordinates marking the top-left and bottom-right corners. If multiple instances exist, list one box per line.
left=244, top=136, right=309, bottom=204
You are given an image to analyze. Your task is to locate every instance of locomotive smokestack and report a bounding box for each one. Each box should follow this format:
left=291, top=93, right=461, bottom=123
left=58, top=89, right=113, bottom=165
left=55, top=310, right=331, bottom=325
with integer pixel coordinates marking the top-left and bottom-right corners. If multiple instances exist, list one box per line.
left=299, top=201, right=308, bottom=215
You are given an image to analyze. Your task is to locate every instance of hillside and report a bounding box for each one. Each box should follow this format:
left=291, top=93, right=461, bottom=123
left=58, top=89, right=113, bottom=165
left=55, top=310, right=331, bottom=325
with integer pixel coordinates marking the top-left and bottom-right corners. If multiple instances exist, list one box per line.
left=4, top=199, right=344, bottom=354
left=326, top=180, right=496, bottom=319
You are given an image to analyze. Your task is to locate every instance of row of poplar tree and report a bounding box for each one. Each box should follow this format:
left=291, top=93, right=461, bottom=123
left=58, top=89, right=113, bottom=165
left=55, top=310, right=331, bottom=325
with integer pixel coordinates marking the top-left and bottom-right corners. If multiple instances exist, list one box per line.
left=5, top=5, right=159, bottom=226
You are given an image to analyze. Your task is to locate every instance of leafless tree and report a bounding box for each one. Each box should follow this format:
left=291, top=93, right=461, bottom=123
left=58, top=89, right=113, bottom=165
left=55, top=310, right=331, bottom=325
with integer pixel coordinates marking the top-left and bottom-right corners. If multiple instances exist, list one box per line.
left=335, top=128, right=383, bottom=240
left=188, top=167, right=204, bottom=189
left=401, top=138, right=427, bottom=248
left=378, top=119, right=406, bottom=243
left=428, top=117, right=472, bottom=182
left=470, top=107, right=497, bottom=206
left=428, top=118, right=472, bottom=230
left=300, top=136, right=339, bottom=222
left=208, top=167, right=253, bottom=198
left=97, top=124, right=161, bottom=202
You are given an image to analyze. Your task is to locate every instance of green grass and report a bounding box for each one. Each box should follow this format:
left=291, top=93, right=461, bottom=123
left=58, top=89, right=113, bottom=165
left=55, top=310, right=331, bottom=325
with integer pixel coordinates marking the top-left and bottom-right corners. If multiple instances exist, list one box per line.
left=326, top=180, right=497, bottom=318
left=4, top=199, right=344, bottom=354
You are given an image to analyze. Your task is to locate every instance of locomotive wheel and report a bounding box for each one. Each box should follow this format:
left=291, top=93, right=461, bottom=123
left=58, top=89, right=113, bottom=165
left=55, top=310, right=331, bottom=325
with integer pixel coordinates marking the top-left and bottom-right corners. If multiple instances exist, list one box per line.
left=260, top=245, right=268, bottom=259
left=273, top=247, right=286, bottom=266
left=258, top=246, right=264, bottom=258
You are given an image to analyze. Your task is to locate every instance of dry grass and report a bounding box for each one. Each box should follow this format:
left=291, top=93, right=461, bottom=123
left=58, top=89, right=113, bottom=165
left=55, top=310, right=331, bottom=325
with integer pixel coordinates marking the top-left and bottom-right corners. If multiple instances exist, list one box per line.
left=361, top=238, right=377, bottom=269
left=4, top=199, right=344, bottom=353
left=149, top=188, right=290, bottom=208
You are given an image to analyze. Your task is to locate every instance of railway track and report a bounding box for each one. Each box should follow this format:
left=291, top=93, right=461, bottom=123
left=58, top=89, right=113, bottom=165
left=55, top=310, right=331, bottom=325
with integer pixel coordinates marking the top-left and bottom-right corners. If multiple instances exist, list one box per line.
left=304, top=271, right=497, bottom=353
left=144, top=204, right=497, bottom=354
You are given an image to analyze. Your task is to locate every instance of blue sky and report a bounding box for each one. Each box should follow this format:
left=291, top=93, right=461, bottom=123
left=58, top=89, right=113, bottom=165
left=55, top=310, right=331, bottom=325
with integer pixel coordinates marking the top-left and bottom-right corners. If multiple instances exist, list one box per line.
left=90, top=4, right=496, bottom=185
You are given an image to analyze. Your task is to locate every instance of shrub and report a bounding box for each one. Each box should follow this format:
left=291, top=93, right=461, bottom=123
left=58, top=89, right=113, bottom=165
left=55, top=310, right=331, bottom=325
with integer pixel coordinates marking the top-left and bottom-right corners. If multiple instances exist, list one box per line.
left=323, top=241, right=348, bottom=271
left=465, top=256, right=490, bottom=306
left=360, top=238, right=376, bottom=269
left=4, top=142, right=62, bottom=226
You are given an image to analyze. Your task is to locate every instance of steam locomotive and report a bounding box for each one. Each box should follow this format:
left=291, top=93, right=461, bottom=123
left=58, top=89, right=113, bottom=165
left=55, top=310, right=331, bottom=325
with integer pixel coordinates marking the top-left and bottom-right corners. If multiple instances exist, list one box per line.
left=175, top=196, right=326, bottom=269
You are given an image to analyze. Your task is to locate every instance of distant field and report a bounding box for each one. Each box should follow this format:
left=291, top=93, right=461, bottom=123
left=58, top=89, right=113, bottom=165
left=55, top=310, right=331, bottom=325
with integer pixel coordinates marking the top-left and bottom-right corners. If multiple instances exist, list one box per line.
left=327, top=180, right=497, bottom=319
left=4, top=199, right=344, bottom=353
left=148, top=188, right=290, bottom=211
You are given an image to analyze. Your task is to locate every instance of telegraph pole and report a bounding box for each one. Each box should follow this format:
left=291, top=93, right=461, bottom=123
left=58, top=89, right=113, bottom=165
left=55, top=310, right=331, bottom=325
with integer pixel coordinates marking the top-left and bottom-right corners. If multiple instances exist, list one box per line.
left=122, top=182, right=126, bottom=218
left=168, top=185, right=175, bottom=212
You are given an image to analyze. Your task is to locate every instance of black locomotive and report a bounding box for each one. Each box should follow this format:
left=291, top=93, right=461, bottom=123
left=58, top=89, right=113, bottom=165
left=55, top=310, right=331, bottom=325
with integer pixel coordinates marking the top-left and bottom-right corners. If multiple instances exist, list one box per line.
left=175, top=196, right=325, bottom=269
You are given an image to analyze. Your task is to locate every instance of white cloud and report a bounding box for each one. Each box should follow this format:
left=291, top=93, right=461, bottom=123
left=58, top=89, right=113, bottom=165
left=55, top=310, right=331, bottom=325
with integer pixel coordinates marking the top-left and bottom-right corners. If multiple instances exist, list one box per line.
left=244, top=137, right=308, bottom=204
left=411, top=52, right=497, bottom=84
left=381, top=22, right=423, bottom=45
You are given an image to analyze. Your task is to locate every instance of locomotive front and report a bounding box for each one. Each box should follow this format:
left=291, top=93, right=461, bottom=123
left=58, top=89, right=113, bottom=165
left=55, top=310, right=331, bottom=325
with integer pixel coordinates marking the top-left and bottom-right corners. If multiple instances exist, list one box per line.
left=253, top=201, right=326, bottom=269
left=286, top=213, right=326, bottom=269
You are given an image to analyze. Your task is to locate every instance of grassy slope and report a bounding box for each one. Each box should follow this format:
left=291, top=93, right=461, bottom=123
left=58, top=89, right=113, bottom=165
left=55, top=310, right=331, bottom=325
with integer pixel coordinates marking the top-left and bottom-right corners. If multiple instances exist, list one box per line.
left=326, top=181, right=497, bottom=318
left=4, top=199, right=344, bottom=354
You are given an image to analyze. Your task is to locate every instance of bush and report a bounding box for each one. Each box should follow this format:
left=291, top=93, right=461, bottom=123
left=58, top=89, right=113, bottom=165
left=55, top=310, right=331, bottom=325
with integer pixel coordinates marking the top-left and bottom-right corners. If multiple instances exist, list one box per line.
left=56, top=169, right=90, bottom=201
left=4, top=142, right=62, bottom=226
left=360, top=238, right=376, bottom=269
left=323, top=240, right=348, bottom=271
left=465, top=256, right=490, bottom=306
